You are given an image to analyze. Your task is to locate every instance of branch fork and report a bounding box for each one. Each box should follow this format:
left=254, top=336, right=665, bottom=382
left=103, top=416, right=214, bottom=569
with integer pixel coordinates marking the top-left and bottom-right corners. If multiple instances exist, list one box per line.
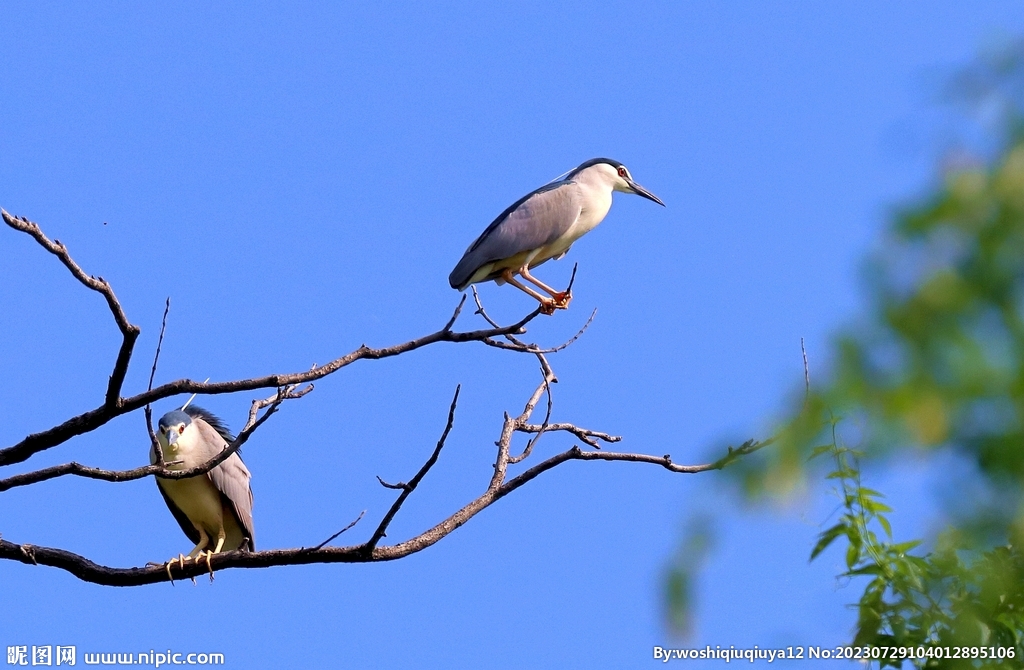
left=0, top=208, right=771, bottom=586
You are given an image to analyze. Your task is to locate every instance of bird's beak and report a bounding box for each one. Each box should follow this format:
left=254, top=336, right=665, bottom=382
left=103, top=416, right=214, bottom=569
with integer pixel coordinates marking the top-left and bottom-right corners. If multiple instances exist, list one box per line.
left=626, top=179, right=665, bottom=206
left=164, top=429, right=179, bottom=446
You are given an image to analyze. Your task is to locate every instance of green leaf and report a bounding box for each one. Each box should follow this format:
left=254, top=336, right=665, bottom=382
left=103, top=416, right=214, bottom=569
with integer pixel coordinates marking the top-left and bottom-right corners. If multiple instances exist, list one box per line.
left=846, top=564, right=884, bottom=577
left=862, top=498, right=893, bottom=514
left=809, top=444, right=836, bottom=460
left=846, top=540, right=861, bottom=570
left=891, top=540, right=923, bottom=555
left=877, top=515, right=892, bottom=538
left=810, top=523, right=848, bottom=561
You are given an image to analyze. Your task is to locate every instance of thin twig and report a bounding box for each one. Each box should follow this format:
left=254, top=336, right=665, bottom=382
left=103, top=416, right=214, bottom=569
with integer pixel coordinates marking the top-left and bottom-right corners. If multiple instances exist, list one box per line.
left=442, top=294, right=467, bottom=332
left=472, top=287, right=596, bottom=355
left=180, top=378, right=210, bottom=412
left=310, top=511, right=366, bottom=551
left=362, top=386, right=460, bottom=555
left=480, top=312, right=595, bottom=355
left=565, top=262, right=578, bottom=294
left=508, top=359, right=556, bottom=463
left=515, top=422, right=621, bottom=449
left=375, top=476, right=405, bottom=490
left=509, top=366, right=555, bottom=464
left=145, top=298, right=171, bottom=458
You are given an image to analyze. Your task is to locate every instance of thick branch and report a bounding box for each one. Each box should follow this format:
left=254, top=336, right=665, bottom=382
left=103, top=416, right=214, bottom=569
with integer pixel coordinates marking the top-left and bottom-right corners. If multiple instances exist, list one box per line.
left=1, top=212, right=543, bottom=468
left=0, top=309, right=540, bottom=468
left=2, top=210, right=140, bottom=407
left=1, top=218, right=773, bottom=587
left=0, top=386, right=309, bottom=492
left=0, top=435, right=767, bottom=586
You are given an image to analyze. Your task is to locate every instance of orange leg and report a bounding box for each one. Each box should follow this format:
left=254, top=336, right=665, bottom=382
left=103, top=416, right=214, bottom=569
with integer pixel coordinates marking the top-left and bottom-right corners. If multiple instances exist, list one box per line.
left=519, top=266, right=571, bottom=309
left=501, top=269, right=557, bottom=314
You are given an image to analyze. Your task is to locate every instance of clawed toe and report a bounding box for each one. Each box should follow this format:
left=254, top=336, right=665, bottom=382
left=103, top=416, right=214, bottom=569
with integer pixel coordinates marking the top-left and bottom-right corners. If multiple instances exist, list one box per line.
left=165, top=553, right=190, bottom=582
left=196, top=550, right=217, bottom=582
left=539, top=291, right=571, bottom=315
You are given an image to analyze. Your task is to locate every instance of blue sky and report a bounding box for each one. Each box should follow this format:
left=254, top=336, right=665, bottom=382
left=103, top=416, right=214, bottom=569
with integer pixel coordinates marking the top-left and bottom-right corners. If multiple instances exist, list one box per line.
left=2, top=3, right=1023, bottom=668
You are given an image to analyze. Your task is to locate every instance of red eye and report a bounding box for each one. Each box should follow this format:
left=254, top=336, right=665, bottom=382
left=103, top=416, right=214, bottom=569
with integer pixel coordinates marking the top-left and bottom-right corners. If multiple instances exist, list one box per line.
left=617, top=167, right=627, bottom=178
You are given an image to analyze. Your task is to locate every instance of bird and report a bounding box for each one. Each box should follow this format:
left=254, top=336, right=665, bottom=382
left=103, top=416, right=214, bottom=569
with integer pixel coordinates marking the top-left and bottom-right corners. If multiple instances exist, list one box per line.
left=151, top=406, right=254, bottom=577
left=449, top=158, right=665, bottom=314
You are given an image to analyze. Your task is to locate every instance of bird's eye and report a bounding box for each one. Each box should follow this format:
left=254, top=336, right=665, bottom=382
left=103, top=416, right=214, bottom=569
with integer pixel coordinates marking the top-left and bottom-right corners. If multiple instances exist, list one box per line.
left=617, top=167, right=627, bottom=178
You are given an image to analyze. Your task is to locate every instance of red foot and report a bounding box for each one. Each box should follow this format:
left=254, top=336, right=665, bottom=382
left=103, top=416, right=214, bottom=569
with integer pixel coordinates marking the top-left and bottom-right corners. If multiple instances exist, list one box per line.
left=552, top=290, right=572, bottom=309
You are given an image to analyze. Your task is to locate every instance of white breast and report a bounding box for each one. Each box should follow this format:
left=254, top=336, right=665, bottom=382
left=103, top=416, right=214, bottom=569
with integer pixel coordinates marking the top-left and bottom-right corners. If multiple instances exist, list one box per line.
left=531, top=182, right=613, bottom=265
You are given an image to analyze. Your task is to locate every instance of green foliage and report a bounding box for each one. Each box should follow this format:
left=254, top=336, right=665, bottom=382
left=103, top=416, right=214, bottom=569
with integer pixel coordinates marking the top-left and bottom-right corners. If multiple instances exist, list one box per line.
left=790, top=49, right=1024, bottom=665
left=812, top=432, right=1024, bottom=668
left=663, top=515, right=716, bottom=639
left=665, top=46, right=1024, bottom=662
left=796, top=49, right=1024, bottom=664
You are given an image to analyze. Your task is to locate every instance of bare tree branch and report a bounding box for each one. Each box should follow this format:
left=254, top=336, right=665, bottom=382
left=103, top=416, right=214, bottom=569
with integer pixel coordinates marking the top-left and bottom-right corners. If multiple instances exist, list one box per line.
left=472, top=286, right=596, bottom=355
left=362, top=385, right=460, bottom=555
left=0, top=433, right=768, bottom=587
left=145, top=298, right=171, bottom=460
left=308, top=511, right=366, bottom=551
left=2, top=210, right=140, bottom=408
left=515, top=422, right=620, bottom=449
left=0, top=209, right=772, bottom=587
left=0, top=212, right=551, bottom=469
left=442, top=294, right=467, bottom=332
left=801, top=337, right=810, bottom=396
left=0, top=306, right=541, bottom=468
left=0, top=385, right=311, bottom=493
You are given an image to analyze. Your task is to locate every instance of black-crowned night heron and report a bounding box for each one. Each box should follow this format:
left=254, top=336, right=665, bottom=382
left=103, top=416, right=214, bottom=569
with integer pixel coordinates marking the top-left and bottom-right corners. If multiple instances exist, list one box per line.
left=449, top=158, right=665, bottom=314
left=152, top=406, right=254, bottom=575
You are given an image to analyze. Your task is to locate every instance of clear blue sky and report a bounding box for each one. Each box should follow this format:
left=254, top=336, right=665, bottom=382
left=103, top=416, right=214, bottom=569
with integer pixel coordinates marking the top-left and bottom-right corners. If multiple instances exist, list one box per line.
left=2, top=3, right=1022, bottom=668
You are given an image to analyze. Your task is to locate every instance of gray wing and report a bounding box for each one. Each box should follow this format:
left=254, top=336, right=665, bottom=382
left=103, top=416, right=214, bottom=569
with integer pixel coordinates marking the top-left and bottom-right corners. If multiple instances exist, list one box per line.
left=194, top=419, right=256, bottom=551
left=449, top=180, right=582, bottom=289
left=150, top=443, right=202, bottom=545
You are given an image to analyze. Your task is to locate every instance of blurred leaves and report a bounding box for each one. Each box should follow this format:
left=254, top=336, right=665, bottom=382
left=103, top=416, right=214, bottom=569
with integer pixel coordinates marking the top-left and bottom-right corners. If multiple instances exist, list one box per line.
left=793, top=45, right=1024, bottom=664
left=812, top=437, right=1024, bottom=668
left=663, top=514, right=716, bottom=639
left=744, top=43, right=1024, bottom=531
left=667, top=44, right=1024, bottom=661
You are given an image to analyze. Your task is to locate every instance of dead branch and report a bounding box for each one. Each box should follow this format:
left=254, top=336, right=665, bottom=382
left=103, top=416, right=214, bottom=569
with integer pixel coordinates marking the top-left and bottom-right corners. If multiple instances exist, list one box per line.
left=145, top=298, right=171, bottom=459
left=362, top=385, right=461, bottom=555
left=0, top=431, right=767, bottom=586
left=0, top=385, right=310, bottom=493
left=0, top=211, right=544, bottom=468
left=308, top=511, right=366, bottom=551
left=0, top=209, right=771, bottom=587
left=2, top=209, right=140, bottom=408
left=516, top=422, right=620, bottom=449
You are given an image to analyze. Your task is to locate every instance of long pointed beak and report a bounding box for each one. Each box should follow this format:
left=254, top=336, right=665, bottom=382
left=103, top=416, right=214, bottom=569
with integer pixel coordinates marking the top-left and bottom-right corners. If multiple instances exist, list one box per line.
left=626, top=179, right=665, bottom=206
left=164, top=429, right=179, bottom=446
